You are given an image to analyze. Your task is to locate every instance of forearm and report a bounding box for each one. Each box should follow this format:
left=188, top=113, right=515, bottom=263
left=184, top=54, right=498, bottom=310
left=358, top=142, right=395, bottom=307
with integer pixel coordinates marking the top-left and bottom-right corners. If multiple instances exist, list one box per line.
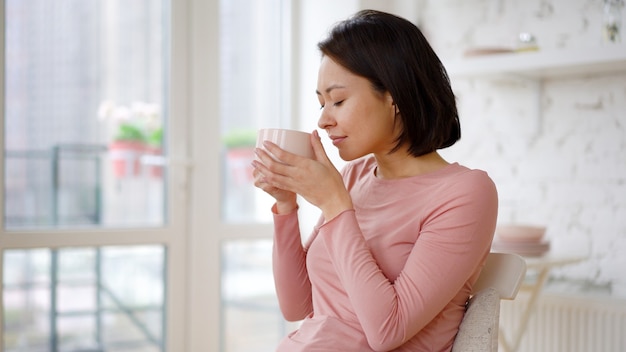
left=272, top=207, right=313, bottom=321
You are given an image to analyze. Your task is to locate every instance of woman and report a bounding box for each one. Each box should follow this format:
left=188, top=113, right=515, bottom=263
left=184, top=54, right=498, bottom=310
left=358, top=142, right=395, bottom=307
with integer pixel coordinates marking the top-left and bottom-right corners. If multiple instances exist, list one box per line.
left=252, top=9, right=498, bottom=352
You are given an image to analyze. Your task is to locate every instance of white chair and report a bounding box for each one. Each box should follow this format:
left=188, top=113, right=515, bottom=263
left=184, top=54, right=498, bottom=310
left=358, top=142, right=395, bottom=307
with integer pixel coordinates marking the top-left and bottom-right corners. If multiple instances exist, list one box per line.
left=452, top=252, right=527, bottom=352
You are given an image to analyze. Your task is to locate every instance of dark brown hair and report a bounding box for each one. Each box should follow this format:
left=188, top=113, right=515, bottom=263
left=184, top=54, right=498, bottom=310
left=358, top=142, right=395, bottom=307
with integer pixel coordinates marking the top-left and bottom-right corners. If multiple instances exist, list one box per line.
left=318, top=9, right=460, bottom=156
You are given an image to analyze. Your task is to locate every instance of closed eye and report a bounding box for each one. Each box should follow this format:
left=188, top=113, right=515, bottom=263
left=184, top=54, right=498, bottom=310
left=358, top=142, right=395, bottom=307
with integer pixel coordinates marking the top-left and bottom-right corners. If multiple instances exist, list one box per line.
left=320, top=99, right=345, bottom=110
left=319, top=100, right=344, bottom=110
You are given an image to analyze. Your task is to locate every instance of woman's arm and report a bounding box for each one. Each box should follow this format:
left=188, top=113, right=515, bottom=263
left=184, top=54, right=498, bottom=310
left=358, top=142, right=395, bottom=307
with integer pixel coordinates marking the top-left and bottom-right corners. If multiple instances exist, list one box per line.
left=319, top=172, right=498, bottom=351
left=272, top=207, right=314, bottom=321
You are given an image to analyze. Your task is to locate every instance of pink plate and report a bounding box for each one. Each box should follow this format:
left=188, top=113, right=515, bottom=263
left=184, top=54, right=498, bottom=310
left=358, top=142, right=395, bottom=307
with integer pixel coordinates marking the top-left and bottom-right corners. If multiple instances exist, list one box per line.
left=496, top=225, right=546, bottom=242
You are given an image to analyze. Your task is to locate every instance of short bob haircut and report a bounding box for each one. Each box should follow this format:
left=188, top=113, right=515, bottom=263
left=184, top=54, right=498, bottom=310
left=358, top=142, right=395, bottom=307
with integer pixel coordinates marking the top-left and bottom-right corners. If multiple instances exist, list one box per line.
left=318, top=10, right=460, bottom=157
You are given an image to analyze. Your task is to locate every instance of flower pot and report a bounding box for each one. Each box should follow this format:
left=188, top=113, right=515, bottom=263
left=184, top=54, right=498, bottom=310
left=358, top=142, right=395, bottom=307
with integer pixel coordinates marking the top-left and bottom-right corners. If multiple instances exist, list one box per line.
left=144, top=146, right=163, bottom=178
left=226, top=147, right=255, bottom=185
left=108, top=140, right=146, bottom=177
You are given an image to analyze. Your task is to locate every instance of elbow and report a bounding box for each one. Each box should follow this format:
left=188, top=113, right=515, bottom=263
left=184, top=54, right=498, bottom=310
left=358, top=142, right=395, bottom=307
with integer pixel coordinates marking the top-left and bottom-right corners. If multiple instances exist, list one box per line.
left=369, top=344, right=387, bottom=352
left=365, top=334, right=405, bottom=352
left=364, top=326, right=407, bottom=352
left=281, top=310, right=307, bottom=322
left=275, top=290, right=313, bottom=322
left=369, top=341, right=402, bottom=352
left=278, top=302, right=312, bottom=322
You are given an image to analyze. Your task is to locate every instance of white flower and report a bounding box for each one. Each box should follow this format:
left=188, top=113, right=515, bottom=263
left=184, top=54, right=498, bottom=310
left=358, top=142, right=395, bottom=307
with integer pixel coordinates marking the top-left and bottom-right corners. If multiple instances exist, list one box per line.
left=97, top=100, right=116, bottom=121
left=97, top=100, right=163, bottom=144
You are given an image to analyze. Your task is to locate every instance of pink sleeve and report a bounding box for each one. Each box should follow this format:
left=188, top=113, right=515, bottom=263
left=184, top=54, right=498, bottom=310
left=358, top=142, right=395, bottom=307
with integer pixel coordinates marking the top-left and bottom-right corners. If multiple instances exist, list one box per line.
left=319, top=174, right=498, bottom=351
left=271, top=207, right=313, bottom=321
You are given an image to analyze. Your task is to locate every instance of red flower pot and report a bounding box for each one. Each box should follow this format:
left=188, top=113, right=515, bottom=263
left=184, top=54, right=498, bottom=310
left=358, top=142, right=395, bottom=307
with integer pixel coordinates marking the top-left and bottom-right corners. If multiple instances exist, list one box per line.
left=108, top=140, right=146, bottom=177
left=226, top=147, right=255, bottom=185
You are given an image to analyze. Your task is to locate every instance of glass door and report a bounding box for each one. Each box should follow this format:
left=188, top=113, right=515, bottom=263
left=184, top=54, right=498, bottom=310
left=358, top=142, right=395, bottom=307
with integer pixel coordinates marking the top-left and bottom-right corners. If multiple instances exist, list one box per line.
left=1, top=0, right=187, bottom=351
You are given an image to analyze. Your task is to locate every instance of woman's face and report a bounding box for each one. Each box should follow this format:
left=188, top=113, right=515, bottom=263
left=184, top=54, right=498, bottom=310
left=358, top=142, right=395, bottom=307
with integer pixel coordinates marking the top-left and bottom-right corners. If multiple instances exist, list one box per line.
left=316, top=56, right=400, bottom=161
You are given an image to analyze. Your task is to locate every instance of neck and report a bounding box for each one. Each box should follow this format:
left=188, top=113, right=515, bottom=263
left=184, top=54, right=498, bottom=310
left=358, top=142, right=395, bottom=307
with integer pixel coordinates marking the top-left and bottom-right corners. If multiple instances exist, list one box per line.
left=374, top=150, right=449, bottom=179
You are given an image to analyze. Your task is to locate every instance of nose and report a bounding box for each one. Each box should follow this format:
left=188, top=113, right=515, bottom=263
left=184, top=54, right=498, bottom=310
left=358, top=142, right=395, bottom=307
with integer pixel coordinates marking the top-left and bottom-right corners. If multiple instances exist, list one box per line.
left=317, top=108, right=335, bottom=131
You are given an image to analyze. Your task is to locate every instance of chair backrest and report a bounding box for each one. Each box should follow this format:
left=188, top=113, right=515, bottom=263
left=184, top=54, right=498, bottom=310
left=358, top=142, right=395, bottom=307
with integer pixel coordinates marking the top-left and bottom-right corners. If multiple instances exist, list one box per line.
left=451, top=252, right=527, bottom=352
left=472, top=252, right=527, bottom=299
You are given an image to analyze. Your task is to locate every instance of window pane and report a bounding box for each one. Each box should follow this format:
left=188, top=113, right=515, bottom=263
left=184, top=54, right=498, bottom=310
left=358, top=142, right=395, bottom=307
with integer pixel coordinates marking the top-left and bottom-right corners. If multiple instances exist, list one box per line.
left=220, top=0, right=289, bottom=223
left=221, top=240, right=289, bottom=351
left=2, top=246, right=166, bottom=352
left=4, top=0, right=169, bottom=229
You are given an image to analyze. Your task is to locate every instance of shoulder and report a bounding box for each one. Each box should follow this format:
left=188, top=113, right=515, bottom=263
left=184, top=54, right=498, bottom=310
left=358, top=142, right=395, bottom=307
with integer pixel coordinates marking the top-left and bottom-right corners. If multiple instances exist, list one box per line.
left=443, top=163, right=498, bottom=206
left=449, top=163, right=495, bottom=184
left=452, top=164, right=496, bottom=192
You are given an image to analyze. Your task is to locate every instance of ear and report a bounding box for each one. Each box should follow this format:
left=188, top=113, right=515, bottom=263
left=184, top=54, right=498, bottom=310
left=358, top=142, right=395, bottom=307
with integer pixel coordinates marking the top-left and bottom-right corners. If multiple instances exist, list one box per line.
left=385, top=92, right=399, bottom=116
left=384, top=91, right=397, bottom=111
left=385, top=91, right=395, bottom=106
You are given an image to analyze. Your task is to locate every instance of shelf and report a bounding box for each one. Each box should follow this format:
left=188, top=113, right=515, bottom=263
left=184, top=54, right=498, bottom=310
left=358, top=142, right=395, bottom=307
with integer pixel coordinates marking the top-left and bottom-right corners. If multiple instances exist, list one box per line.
left=443, top=45, right=626, bottom=80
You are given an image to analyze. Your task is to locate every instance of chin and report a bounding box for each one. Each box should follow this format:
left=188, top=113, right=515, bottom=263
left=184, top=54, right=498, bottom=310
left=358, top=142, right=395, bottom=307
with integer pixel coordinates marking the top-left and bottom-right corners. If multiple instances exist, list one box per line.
left=339, top=150, right=367, bottom=162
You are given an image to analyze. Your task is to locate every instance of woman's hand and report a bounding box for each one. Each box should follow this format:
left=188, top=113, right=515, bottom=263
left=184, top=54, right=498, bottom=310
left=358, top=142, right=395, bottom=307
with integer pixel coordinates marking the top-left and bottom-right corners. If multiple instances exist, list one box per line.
left=252, top=153, right=298, bottom=215
left=251, top=130, right=353, bottom=220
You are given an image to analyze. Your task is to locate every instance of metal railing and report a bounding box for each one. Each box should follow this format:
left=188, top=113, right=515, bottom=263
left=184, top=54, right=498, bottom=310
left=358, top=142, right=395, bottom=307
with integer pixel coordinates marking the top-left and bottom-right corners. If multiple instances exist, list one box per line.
left=3, top=144, right=165, bottom=351
left=5, top=144, right=106, bottom=227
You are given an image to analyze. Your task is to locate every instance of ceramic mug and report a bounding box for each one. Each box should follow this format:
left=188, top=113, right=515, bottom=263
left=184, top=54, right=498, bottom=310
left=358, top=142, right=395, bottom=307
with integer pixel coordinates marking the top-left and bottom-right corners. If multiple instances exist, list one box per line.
left=256, top=128, right=314, bottom=159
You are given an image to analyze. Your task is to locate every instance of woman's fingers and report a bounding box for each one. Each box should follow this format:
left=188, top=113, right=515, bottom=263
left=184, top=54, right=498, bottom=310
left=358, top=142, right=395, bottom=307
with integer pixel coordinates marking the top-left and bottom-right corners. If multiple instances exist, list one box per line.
left=259, top=141, right=303, bottom=167
left=254, top=146, right=294, bottom=178
left=251, top=157, right=297, bottom=205
left=252, top=147, right=297, bottom=192
left=310, top=130, right=331, bottom=164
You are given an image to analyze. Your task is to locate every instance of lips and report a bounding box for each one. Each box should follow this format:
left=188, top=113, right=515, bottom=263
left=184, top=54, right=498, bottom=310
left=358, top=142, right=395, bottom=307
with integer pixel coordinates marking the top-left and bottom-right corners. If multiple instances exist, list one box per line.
left=329, top=135, right=347, bottom=146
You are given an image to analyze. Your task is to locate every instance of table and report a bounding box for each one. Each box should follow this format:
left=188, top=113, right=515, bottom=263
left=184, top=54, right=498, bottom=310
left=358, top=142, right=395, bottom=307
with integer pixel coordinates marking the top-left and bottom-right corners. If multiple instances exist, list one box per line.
left=497, top=253, right=587, bottom=352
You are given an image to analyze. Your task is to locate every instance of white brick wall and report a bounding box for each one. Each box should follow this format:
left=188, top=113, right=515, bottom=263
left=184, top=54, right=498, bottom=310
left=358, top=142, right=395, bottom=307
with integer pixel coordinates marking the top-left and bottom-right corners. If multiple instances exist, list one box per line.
left=418, top=0, right=626, bottom=294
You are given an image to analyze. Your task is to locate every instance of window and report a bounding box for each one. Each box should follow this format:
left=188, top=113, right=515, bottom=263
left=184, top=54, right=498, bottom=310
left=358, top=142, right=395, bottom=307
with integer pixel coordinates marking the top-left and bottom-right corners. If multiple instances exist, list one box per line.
left=3, top=246, right=165, bottom=351
left=4, top=0, right=167, bottom=229
left=2, top=1, right=179, bottom=351
left=220, top=0, right=290, bottom=223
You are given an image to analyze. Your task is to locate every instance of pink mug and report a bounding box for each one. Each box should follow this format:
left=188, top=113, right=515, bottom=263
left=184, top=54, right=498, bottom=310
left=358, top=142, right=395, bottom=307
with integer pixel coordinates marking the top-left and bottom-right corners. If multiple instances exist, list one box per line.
left=256, top=128, right=314, bottom=159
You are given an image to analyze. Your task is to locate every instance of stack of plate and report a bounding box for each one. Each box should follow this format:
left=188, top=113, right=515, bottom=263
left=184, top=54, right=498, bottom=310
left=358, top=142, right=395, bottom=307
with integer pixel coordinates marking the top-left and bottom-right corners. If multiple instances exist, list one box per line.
left=491, top=225, right=550, bottom=257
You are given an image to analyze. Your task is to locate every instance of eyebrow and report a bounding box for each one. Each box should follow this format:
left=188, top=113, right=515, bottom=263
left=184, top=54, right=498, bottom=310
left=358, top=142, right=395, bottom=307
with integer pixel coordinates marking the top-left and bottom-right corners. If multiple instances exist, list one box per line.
left=315, top=84, right=346, bottom=95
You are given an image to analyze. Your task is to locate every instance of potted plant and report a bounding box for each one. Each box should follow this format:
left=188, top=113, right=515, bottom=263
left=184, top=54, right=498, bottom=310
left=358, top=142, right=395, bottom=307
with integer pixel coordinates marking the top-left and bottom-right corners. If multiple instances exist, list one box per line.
left=222, top=129, right=257, bottom=185
left=98, top=101, right=163, bottom=177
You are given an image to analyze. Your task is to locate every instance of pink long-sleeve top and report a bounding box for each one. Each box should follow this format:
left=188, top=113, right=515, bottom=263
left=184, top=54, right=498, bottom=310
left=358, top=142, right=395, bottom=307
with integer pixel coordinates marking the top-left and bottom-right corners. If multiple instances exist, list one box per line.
left=273, top=155, right=498, bottom=351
